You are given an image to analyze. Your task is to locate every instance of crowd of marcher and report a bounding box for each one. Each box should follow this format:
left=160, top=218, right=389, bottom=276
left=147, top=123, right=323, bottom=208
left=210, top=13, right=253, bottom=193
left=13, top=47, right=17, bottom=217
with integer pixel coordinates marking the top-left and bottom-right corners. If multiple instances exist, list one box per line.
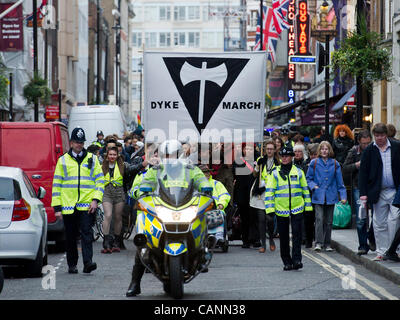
left=54, top=121, right=400, bottom=278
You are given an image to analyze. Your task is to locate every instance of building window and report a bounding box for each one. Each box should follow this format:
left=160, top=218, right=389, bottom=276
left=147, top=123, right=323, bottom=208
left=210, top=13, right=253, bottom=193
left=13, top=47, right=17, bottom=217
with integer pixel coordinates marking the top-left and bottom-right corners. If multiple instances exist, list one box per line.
left=159, top=5, right=171, bottom=21
left=202, top=31, right=223, bottom=48
left=202, top=31, right=216, bottom=48
left=132, top=82, right=141, bottom=100
left=188, top=32, right=200, bottom=47
left=145, top=32, right=157, bottom=48
left=188, top=6, right=200, bottom=20
left=132, top=58, right=143, bottom=72
left=174, top=32, right=186, bottom=46
left=144, top=6, right=158, bottom=21
left=132, top=6, right=143, bottom=21
left=204, top=5, right=224, bottom=21
left=159, top=32, right=171, bottom=47
left=250, top=10, right=258, bottom=27
left=132, top=32, right=142, bottom=48
left=174, top=6, right=186, bottom=21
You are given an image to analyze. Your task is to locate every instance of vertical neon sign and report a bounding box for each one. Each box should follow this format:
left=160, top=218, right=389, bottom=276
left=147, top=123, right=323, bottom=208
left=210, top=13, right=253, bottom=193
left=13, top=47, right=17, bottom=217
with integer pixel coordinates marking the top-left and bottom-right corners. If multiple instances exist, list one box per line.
left=295, top=0, right=310, bottom=55
left=287, top=0, right=296, bottom=103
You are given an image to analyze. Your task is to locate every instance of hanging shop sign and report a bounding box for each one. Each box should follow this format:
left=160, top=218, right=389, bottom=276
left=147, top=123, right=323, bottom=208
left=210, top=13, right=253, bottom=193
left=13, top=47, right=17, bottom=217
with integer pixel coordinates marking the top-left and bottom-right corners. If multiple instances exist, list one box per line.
left=311, top=0, right=337, bottom=42
left=0, top=4, right=23, bottom=52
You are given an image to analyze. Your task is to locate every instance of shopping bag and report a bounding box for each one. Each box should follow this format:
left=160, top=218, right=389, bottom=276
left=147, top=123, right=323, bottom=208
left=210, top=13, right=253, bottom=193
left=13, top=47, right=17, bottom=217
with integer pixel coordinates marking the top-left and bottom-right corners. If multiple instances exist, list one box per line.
left=333, top=202, right=352, bottom=229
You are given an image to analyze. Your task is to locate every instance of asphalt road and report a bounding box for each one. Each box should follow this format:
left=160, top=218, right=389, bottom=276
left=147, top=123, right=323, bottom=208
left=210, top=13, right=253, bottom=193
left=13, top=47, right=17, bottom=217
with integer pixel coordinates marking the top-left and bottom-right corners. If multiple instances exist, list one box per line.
left=1, top=237, right=400, bottom=301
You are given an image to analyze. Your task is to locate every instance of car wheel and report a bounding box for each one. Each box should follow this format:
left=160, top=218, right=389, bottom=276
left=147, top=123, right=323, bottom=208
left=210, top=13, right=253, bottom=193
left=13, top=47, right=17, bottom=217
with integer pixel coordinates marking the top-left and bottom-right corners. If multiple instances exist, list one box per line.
left=25, top=241, right=44, bottom=278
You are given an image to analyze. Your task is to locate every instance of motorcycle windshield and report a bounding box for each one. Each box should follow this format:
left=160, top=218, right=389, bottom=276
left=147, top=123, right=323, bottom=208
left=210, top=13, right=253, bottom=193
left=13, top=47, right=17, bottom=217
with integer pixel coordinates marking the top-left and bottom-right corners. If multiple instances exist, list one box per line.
left=157, top=160, right=194, bottom=207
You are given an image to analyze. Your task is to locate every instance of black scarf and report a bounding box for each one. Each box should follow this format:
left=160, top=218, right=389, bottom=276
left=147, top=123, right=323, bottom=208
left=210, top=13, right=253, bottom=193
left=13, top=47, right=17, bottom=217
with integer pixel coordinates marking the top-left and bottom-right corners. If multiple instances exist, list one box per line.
left=279, top=163, right=292, bottom=180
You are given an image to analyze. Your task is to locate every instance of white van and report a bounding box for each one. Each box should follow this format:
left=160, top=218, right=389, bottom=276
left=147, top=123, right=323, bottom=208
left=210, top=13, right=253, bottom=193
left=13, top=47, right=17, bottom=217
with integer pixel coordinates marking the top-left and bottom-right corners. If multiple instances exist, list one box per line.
left=68, top=105, right=127, bottom=147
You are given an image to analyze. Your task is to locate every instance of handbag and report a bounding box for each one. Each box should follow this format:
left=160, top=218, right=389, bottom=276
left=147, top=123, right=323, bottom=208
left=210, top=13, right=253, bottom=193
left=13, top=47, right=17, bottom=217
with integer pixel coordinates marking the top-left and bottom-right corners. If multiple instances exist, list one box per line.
left=333, top=202, right=352, bottom=229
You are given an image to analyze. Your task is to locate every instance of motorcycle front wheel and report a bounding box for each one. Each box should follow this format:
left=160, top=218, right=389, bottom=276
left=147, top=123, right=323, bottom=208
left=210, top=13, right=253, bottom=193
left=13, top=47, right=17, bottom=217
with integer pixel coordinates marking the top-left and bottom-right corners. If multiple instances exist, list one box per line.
left=169, top=256, right=184, bottom=299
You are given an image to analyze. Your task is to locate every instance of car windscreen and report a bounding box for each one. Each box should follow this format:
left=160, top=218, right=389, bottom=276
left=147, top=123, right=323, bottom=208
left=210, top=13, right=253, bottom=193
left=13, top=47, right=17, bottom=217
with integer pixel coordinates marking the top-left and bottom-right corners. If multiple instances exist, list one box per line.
left=0, top=177, right=21, bottom=200
left=156, top=161, right=194, bottom=207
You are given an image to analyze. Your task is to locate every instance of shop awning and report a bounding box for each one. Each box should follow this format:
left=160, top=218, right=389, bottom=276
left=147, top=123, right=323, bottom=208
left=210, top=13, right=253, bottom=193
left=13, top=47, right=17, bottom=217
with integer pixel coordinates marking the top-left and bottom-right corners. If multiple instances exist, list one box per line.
left=266, top=100, right=302, bottom=119
left=331, top=85, right=356, bottom=111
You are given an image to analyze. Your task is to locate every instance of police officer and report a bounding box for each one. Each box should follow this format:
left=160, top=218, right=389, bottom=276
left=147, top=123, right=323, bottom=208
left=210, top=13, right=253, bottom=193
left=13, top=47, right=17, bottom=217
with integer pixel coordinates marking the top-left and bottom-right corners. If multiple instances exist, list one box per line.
left=51, top=128, right=105, bottom=274
left=265, top=146, right=312, bottom=271
left=92, top=130, right=105, bottom=148
left=126, top=140, right=211, bottom=297
left=199, top=164, right=231, bottom=245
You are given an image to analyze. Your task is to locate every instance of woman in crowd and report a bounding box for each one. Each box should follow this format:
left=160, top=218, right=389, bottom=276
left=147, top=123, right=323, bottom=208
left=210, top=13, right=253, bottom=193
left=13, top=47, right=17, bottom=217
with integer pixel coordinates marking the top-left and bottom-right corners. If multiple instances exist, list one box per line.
left=303, top=143, right=319, bottom=248
left=233, top=143, right=259, bottom=248
left=332, top=124, right=354, bottom=165
left=306, top=141, right=347, bottom=251
left=101, top=146, right=146, bottom=253
left=293, top=144, right=308, bottom=173
left=272, top=136, right=284, bottom=156
left=250, top=139, right=280, bottom=253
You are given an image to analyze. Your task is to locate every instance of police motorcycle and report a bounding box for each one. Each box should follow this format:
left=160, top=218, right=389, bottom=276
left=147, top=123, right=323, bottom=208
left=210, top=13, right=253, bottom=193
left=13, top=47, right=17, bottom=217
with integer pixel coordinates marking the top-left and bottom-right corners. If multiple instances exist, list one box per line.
left=133, top=160, right=215, bottom=299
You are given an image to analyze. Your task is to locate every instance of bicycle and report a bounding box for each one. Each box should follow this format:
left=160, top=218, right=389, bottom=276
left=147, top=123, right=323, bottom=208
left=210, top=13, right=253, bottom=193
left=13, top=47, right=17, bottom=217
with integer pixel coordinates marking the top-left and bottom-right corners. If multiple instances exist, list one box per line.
left=92, top=207, right=104, bottom=241
left=122, top=202, right=136, bottom=240
left=92, top=205, right=135, bottom=241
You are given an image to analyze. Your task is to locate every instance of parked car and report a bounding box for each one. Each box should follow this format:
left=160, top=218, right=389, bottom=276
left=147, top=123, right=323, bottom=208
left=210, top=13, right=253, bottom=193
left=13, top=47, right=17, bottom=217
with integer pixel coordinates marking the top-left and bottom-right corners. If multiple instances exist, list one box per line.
left=0, top=166, right=48, bottom=277
left=0, top=121, right=69, bottom=250
left=68, top=105, right=128, bottom=147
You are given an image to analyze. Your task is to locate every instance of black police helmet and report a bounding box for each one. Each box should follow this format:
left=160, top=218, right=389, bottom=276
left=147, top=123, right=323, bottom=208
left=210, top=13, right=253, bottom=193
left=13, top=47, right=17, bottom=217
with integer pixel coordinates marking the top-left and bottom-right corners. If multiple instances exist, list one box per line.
left=279, top=146, right=294, bottom=156
left=97, top=130, right=104, bottom=137
left=71, top=127, right=86, bottom=143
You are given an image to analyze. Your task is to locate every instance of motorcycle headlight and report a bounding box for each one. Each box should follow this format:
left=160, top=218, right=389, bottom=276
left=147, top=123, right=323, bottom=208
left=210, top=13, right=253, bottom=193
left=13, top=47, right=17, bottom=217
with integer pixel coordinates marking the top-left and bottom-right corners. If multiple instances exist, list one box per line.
left=155, top=206, right=198, bottom=223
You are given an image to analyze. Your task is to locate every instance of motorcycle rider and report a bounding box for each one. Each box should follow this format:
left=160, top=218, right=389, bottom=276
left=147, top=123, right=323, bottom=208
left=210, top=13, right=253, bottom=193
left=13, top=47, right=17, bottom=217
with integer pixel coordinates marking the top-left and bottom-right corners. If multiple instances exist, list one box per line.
left=126, top=139, right=211, bottom=297
left=199, top=164, right=231, bottom=246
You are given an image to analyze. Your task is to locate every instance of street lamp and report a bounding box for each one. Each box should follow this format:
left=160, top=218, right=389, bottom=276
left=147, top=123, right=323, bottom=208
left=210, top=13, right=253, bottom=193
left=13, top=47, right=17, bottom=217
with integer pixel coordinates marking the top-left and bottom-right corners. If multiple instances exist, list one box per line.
left=260, top=0, right=263, bottom=51
left=315, top=0, right=333, bottom=141
left=322, top=1, right=330, bottom=141
left=138, top=60, right=143, bottom=119
left=33, top=0, right=39, bottom=121
left=112, top=23, right=122, bottom=107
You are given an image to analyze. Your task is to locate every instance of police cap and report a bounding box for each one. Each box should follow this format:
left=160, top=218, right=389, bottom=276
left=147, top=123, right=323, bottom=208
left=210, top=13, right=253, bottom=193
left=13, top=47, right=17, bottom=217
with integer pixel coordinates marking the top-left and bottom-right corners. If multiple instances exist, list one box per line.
left=97, top=130, right=104, bottom=137
left=71, top=127, right=86, bottom=143
left=279, top=146, right=294, bottom=156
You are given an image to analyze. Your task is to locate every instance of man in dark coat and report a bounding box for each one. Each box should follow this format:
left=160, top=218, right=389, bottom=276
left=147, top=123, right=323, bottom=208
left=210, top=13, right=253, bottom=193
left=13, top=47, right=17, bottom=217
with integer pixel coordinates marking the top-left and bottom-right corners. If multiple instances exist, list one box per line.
left=359, top=123, right=400, bottom=261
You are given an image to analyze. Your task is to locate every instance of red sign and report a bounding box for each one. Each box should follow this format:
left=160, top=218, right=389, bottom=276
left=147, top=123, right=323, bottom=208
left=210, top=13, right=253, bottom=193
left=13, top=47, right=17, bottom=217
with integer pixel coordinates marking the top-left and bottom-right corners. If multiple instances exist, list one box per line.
left=295, top=0, right=311, bottom=55
left=45, top=105, right=59, bottom=120
left=346, top=94, right=355, bottom=106
left=0, top=4, right=23, bottom=51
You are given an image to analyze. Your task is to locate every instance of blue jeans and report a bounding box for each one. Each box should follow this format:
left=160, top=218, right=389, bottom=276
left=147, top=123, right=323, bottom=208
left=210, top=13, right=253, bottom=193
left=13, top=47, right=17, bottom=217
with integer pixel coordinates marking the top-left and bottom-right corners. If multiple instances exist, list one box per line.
left=354, top=188, right=369, bottom=251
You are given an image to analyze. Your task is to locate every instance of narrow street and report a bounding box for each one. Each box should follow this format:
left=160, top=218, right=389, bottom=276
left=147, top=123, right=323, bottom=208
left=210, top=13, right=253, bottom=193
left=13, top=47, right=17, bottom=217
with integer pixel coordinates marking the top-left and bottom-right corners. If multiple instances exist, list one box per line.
left=1, top=238, right=399, bottom=301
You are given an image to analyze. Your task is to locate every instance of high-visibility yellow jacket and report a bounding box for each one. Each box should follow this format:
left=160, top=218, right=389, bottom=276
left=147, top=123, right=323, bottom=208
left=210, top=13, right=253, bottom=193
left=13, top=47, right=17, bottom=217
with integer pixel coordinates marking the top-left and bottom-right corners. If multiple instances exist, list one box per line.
left=264, top=164, right=312, bottom=217
left=104, top=164, right=123, bottom=187
left=140, top=162, right=211, bottom=195
left=91, top=141, right=103, bottom=148
left=128, top=168, right=147, bottom=200
left=259, top=157, right=278, bottom=181
left=51, top=150, right=105, bottom=215
left=208, top=176, right=231, bottom=210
